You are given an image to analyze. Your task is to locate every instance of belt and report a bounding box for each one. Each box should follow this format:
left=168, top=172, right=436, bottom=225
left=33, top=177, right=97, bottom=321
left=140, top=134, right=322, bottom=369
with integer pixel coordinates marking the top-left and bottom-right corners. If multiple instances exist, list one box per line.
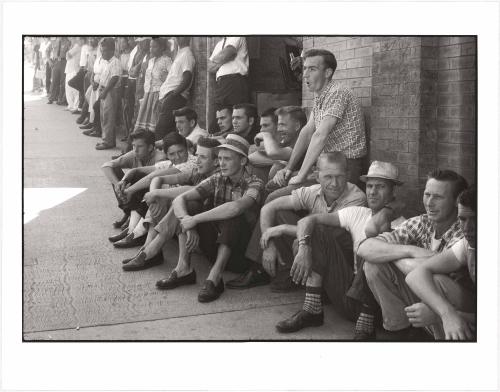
left=216, top=73, right=246, bottom=82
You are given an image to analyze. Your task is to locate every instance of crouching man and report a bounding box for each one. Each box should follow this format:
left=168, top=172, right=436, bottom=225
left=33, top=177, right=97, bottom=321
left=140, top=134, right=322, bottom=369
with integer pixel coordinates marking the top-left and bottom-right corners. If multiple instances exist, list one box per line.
left=275, top=161, right=405, bottom=338
left=358, top=169, right=468, bottom=340
left=405, top=187, right=476, bottom=340
left=165, top=134, right=264, bottom=302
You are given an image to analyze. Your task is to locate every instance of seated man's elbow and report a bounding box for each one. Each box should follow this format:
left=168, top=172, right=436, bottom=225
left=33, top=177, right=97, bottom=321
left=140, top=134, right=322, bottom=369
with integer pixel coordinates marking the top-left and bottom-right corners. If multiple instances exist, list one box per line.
left=357, top=240, right=373, bottom=260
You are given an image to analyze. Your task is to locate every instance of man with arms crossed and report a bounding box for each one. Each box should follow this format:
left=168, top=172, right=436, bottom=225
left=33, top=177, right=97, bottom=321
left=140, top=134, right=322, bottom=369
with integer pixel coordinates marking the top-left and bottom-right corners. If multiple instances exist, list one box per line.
left=405, top=186, right=476, bottom=340
left=358, top=169, right=468, bottom=340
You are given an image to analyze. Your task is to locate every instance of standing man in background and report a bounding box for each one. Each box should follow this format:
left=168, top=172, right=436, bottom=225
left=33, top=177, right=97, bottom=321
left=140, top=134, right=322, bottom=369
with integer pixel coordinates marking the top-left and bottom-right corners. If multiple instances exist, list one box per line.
left=208, top=37, right=249, bottom=132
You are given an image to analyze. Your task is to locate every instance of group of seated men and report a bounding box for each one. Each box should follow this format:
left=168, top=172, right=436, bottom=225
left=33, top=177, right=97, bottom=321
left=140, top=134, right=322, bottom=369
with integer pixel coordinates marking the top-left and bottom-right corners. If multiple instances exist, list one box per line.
left=100, top=48, right=476, bottom=341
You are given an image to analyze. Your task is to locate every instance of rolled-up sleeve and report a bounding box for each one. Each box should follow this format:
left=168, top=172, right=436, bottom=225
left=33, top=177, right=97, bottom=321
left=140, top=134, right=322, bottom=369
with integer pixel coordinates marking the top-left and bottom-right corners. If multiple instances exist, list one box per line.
left=375, top=216, right=421, bottom=245
left=242, top=176, right=264, bottom=204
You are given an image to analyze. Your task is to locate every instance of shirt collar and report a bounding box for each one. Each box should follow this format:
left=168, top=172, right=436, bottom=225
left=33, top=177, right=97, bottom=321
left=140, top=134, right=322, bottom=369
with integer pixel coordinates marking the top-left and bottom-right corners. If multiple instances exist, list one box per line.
left=315, top=78, right=337, bottom=103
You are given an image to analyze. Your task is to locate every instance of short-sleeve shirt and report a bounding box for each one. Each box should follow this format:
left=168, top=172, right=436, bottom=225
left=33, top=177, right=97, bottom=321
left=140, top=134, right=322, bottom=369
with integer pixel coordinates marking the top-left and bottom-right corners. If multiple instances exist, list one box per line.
left=451, top=238, right=476, bottom=285
left=338, top=206, right=405, bottom=273
left=79, top=44, right=89, bottom=67
left=102, top=149, right=166, bottom=169
left=65, top=43, right=81, bottom=74
left=93, top=56, right=105, bottom=84
left=159, top=46, right=196, bottom=100
left=290, top=183, right=367, bottom=214
left=210, top=37, right=249, bottom=79
left=144, top=55, right=172, bottom=94
left=375, top=214, right=463, bottom=252
left=195, top=170, right=264, bottom=223
left=99, top=56, right=122, bottom=89
left=313, top=79, right=367, bottom=159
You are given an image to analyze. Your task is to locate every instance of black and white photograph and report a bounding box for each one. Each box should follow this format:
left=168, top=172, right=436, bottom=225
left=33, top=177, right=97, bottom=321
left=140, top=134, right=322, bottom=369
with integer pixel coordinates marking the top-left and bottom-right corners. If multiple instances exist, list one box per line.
left=3, top=1, right=500, bottom=391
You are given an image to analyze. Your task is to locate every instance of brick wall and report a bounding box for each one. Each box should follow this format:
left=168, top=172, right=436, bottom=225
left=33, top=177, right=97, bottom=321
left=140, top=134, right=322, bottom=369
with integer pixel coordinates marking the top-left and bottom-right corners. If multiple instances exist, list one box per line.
left=302, top=36, right=476, bottom=217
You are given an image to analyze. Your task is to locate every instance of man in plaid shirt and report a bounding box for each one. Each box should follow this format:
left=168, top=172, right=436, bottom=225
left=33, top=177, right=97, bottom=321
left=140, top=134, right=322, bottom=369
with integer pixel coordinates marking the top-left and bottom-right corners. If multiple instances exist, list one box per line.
left=358, top=169, right=469, bottom=340
left=269, top=48, right=367, bottom=203
left=165, top=134, right=264, bottom=303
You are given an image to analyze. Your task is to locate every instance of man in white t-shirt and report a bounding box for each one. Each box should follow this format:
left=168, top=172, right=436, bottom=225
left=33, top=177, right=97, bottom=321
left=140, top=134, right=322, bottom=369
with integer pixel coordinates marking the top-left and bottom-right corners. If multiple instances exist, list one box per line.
left=405, top=187, right=476, bottom=340
left=275, top=161, right=404, bottom=338
left=155, top=37, right=196, bottom=140
left=208, top=37, right=249, bottom=132
left=173, top=107, right=208, bottom=148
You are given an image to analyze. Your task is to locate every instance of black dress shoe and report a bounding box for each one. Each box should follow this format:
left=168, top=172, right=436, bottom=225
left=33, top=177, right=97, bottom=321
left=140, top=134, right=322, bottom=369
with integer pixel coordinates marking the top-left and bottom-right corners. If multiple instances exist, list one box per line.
left=113, top=233, right=146, bottom=249
left=226, top=267, right=270, bottom=289
left=76, top=115, right=87, bottom=124
left=198, top=279, right=224, bottom=302
left=353, top=328, right=376, bottom=341
left=113, top=213, right=130, bottom=229
left=47, top=100, right=54, bottom=104
left=108, top=228, right=128, bottom=243
left=276, top=310, right=324, bottom=333
left=80, top=122, right=94, bottom=130
left=122, top=251, right=163, bottom=271
left=156, top=270, right=197, bottom=290
left=90, top=130, right=103, bottom=138
left=71, top=109, right=81, bottom=115
left=270, top=275, right=300, bottom=293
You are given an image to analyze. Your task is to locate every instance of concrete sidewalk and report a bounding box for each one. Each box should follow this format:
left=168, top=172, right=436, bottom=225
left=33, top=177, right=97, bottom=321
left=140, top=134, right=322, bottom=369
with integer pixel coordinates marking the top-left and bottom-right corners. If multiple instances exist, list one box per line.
left=23, top=91, right=357, bottom=341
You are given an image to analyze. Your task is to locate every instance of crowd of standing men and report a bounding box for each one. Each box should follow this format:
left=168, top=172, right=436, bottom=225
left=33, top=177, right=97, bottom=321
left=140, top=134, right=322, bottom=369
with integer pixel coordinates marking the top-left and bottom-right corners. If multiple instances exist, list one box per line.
left=31, top=36, right=476, bottom=341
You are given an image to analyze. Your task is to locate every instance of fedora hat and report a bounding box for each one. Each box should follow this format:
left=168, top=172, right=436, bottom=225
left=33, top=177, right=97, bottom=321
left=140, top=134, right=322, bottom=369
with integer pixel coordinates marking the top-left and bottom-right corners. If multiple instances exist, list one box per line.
left=217, top=134, right=250, bottom=157
left=360, top=161, right=403, bottom=185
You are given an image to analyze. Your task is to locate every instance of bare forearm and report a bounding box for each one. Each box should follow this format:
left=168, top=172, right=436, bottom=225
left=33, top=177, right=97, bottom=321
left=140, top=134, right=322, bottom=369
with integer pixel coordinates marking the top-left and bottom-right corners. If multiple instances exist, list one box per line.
left=393, top=257, right=428, bottom=275
left=173, top=196, right=189, bottom=218
left=194, top=201, right=242, bottom=223
left=101, top=166, right=121, bottom=185
left=358, top=238, right=414, bottom=263
left=102, top=76, right=119, bottom=95
left=260, top=204, right=279, bottom=233
left=297, top=131, right=328, bottom=177
left=286, top=128, right=311, bottom=171
left=406, top=267, right=457, bottom=317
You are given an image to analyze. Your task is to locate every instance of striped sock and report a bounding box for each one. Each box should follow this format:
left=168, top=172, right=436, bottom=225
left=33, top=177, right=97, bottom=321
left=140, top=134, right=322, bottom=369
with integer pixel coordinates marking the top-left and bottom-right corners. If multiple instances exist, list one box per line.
left=355, top=311, right=375, bottom=333
left=303, top=286, right=322, bottom=314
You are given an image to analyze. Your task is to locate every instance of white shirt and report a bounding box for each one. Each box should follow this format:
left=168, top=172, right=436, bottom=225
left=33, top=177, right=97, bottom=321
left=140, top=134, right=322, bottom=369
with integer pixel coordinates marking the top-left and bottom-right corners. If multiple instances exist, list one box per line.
left=186, top=124, right=208, bottom=146
left=65, top=43, right=81, bottom=75
left=338, top=206, right=405, bottom=273
left=159, top=46, right=196, bottom=100
left=93, top=56, right=105, bottom=84
left=451, top=238, right=476, bottom=285
left=79, top=44, right=89, bottom=67
left=209, top=37, right=249, bottom=79
left=98, top=56, right=121, bottom=89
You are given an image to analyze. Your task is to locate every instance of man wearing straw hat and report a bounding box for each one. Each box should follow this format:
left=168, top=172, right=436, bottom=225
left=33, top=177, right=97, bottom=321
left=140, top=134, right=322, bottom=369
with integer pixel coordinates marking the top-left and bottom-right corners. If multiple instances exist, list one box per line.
left=165, top=134, right=264, bottom=302
left=275, top=161, right=405, bottom=337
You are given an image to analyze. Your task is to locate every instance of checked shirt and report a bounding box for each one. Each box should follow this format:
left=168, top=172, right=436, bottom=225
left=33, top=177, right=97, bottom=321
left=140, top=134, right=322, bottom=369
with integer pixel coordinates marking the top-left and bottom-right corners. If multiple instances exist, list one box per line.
left=313, top=79, right=367, bottom=159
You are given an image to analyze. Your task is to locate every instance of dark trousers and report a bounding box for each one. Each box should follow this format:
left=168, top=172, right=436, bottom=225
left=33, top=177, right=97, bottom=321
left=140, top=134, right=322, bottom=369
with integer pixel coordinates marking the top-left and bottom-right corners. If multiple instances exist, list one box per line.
left=68, top=68, right=86, bottom=108
left=311, top=225, right=361, bottom=321
left=154, top=92, right=187, bottom=141
left=45, top=61, right=52, bottom=94
left=123, top=79, right=137, bottom=138
left=209, top=73, right=249, bottom=132
left=112, top=168, right=149, bottom=216
left=49, top=59, right=66, bottom=103
left=92, top=97, right=101, bottom=130
left=197, top=214, right=253, bottom=273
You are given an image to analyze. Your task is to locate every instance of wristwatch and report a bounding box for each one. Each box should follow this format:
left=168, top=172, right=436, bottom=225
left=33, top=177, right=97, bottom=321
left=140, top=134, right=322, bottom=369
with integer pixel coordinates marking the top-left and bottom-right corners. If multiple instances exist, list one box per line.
left=298, top=234, right=311, bottom=246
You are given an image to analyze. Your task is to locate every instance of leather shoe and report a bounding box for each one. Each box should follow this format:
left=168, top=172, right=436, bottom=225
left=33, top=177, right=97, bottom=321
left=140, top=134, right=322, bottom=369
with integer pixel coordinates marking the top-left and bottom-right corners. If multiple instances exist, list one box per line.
left=82, top=129, right=94, bottom=136
left=270, top=274, right=300, bottom=293
left=113, top=213, right=130, bottom=229
left=47, top=100, right=54, bottom=104
left=122, top=251, right=163, bottom=271
left=80, top=122, right=94, bottom=130
left=276, top=310, right=324, bottom=333
left=226, top=267, right=270, bottom=289
left=198, top=279, right=224, bottom=303
left=113, top=233, right=146, bottom=248
left=353, top=328, right=376, bottom=341
left=90, top=130, right=103, bottom=138
left=96, top=143, right=114, bottom=150
left=76, top=116, right=86, bottom=124
left=156, top=270, right=197, bottom=290
left=108, top=228, right=128, bottom=243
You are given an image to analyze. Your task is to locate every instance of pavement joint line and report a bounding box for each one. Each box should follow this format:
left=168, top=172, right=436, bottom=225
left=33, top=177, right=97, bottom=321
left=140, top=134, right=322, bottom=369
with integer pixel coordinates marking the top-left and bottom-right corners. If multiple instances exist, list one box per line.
left=24, top=300, right=304, bottom=335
